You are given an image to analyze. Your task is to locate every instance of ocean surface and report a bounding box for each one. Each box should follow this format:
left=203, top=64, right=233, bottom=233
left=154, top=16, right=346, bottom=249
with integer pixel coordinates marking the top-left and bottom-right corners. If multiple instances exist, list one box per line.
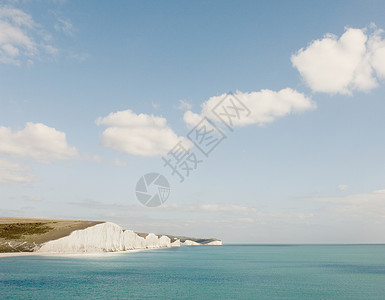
left=1, top=245, right=385, bottom=299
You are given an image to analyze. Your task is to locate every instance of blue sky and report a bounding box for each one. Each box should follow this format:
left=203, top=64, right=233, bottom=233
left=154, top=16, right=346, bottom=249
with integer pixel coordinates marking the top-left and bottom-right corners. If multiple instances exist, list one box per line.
left=1, top=0, right=385, bottom=243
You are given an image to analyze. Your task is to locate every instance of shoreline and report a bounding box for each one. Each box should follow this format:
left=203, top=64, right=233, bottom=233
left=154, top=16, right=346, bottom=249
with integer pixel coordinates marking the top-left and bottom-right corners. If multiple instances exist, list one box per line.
left=0, top=249, right=148, bottom=258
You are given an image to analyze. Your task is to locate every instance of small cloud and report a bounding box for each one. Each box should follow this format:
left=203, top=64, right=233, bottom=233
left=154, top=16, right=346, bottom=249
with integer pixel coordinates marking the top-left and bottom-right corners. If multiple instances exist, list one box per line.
left=338, top=184, right=350, bottom=191
left=54, top=16, right=74, bottom=36
left=110, top=159, right=127, bottom=167
left=82, top=153, right=127, bottom=167
left=183, top=110, right=202, bottom=128
left=177, top=100, right=192, bottom=111
left=83, top=153, right=104, bottom=163
left=161, top=203, right=259, bottom=215
left=96, top=109, right=189, bottom=157
left=0, top=122, right=78, bottom=163
left=23, top=195, right=43, bottom=202
left=67, top=52, right=88, bottom=62
left=152, top=102, right=160, bottom=109
left=0, top=6, right=58, bottom=65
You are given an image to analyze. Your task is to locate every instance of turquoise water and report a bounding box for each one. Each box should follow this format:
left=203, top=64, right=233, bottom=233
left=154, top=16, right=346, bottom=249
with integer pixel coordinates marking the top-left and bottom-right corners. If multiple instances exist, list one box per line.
left=1, top=245, right=385, bottom=299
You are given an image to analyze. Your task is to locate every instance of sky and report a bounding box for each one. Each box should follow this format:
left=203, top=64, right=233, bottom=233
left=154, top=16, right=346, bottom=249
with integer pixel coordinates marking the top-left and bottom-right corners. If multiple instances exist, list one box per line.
left=1, top=0, right=385, bottom=243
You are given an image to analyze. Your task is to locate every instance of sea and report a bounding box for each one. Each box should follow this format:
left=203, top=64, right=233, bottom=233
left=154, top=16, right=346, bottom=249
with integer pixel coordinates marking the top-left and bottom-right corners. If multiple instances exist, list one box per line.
left=0, top=245, right=385, bottom=299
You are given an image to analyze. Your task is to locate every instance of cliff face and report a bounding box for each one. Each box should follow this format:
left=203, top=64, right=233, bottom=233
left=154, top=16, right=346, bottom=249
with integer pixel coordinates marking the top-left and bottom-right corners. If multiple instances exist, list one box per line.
left=37, top=222, right=174, bottom=253
left=37, top=222, right=223, bottom=253
left=182, top=239, right=223, bottom=246
left=0, top=218, right=222, bottom=254
left=0, top=218, right=103, bottom=253
left=182, top=239, right=200, bottom=246
left=205, top=240, right=222, bottom=245
left=168, top=235, right=223, bottom=246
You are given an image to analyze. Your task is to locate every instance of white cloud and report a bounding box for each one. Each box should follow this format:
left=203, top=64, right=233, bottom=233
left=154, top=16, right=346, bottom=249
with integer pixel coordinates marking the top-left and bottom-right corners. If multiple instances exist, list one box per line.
left=291, top=25, right=385, bottom=94
left=183, top=110, right=203, bottom=128
left=0, top=6, right=58, bottom=65
left=0, top=122, right=78, bottom=163
left=184, top=88, right=315, bottom=128
left=338, top=184, right=350, bottom=191
left=370, top=28, right=385, bottom=79
left=177, top=100, right=192, bottom=111
left=96, top=109, right=188, bottom=157
left=0, top=158, right=37, bottom=183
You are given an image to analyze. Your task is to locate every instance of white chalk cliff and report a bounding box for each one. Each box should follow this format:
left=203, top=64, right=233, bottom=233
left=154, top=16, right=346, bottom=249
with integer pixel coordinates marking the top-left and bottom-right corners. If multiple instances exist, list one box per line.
left=37, top=222, right=221, bottom=253
left=182, top=239, right=200, bottom=246
left=38, top=222, right=173, bottom=253
left=182, top=239, right=223, bottom=246
left=205, top=240, right=222, bottom=245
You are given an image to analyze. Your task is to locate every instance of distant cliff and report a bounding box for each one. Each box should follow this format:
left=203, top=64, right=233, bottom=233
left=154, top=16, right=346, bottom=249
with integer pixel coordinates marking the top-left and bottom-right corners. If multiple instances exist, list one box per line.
left=0, top=218, right=222, bottom=254
left=166, top=235, right=223, bottom=246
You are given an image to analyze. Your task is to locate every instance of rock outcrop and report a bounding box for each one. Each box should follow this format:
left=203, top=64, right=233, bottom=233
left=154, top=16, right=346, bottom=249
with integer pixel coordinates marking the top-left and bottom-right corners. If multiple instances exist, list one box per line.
left=37, top=222, right=175, bottom=253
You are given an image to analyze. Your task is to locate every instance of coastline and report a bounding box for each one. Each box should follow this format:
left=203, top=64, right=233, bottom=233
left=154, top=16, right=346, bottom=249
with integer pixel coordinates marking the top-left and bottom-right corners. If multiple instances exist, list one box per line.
left=0, top=249, right=147, bottom=258
left=0, top=218, right=222, bottom=256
